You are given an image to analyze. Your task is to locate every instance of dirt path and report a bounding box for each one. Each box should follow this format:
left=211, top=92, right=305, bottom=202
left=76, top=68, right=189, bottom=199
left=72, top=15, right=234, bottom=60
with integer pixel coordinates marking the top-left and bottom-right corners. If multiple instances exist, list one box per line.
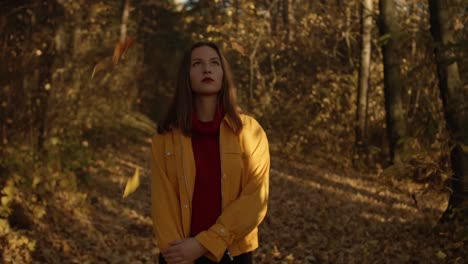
left=29, top=138, right=465, bottom=263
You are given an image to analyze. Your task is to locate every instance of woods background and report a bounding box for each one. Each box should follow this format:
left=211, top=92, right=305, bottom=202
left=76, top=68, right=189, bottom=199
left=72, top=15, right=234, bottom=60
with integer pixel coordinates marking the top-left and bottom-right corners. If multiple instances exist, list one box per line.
left=0, top=0, right=467, bottom=263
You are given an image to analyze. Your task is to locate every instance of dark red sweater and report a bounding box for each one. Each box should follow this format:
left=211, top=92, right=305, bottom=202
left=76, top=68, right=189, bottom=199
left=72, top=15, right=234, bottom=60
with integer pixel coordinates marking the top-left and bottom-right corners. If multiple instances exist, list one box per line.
left=190, top=106, right=224, bottom=236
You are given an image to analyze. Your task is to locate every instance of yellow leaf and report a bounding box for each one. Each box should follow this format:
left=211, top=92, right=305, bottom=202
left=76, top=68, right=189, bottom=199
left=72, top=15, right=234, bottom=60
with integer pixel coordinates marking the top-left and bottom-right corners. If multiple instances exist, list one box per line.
left=32, top=175, right=41, bottom=188
left=123, top=167, right=140, bottom=198
left=436, top=250, right=446, bottom=259
left=461, top=143, right=468, bottom=152
left=3, top=185, right=15, bottom=196
left=1, top=196, right=11, bottom=206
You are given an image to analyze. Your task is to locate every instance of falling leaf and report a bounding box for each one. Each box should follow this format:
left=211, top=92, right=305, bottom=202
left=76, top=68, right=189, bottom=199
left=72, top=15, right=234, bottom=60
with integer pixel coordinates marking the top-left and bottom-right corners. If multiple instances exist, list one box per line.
left=231, top=42, right=245, bottom=56
left=123, top=167, right=140, bottom=198
left=112, top=41, right=123, bottom=65
left=461, top=143, right=468, bottom=152
left=1, top=196, right=11, bottom=206
left=91, top=58, right=112, bottom=78
left=436, top=250, right=446, bottom=259
left=271, top=245, right=281, bottom=258
left=112, top=36, right=136, bottom=65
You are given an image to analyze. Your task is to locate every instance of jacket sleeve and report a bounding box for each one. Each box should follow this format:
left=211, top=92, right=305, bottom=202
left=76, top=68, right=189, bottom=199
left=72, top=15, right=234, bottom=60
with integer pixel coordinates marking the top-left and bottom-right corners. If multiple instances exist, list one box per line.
left=150, top=134, right=185, bottom=251
left=194, top=121, right=270, bottom=262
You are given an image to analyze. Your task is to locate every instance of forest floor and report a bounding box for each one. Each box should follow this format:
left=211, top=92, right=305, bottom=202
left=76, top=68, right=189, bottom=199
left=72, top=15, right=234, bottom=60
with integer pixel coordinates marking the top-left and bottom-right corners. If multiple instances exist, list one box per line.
left=9, top=135, right=467, bottom=264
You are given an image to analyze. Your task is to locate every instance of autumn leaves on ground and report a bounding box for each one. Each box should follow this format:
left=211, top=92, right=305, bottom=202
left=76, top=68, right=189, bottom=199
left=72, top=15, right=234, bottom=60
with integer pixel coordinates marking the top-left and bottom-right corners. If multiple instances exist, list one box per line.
left=4, top=133, right=464, bottom=264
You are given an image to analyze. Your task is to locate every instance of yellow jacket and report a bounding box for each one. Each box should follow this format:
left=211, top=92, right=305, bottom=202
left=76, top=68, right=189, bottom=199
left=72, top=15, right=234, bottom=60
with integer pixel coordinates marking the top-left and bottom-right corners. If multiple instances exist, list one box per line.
left=150, top=114, right=270, bottom=262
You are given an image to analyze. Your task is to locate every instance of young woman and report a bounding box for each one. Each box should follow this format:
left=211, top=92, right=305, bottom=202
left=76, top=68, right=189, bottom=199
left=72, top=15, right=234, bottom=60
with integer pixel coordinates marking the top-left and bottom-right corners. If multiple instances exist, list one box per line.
left=150, top=42, right=270, bottom=264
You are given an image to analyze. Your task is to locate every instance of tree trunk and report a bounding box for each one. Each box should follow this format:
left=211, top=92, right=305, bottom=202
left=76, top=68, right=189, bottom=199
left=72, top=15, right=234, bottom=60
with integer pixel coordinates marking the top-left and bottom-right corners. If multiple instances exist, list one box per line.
left=233, top=0, right=240, bottom=30
left=35, top=62, right=51, bottom=154
left=34, top=1, right=61, bottom=154
left=344, top=2, right=354, bottom=67
left=355, top=0, right=373, bottom=161
left=120, top=0, right=130, bottom=44
left=270, top=0, right=281, bottom=36
left=428, top=0, right=468, bottom=222
left=378, top=0, right=408, bottom=164
left=282, top=0, right=294, bottom=42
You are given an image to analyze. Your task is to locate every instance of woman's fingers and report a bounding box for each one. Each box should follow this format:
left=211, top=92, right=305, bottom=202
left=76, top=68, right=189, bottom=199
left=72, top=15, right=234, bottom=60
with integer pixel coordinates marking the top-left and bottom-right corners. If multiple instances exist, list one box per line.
left=164, top=251, right=188, bottom=264
left=169, top=239, right=185, bottom=246
left=163, top=244, right=179, bottom=256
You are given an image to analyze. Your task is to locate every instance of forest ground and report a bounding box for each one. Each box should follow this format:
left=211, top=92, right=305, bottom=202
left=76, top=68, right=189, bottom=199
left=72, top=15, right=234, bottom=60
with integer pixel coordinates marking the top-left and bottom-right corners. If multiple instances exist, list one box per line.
left=17, top=135, right=467, bottom=264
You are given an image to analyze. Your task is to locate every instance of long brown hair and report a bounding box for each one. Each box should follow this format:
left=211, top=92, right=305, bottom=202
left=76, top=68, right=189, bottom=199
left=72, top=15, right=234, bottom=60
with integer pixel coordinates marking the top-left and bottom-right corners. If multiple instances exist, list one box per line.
left=158, top=42, right=243, bottom=136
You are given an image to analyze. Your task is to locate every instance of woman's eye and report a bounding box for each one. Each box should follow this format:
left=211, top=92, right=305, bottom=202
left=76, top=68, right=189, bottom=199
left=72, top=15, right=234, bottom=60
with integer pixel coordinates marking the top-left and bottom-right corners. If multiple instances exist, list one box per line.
left=211, top=61, right=220, bottom=66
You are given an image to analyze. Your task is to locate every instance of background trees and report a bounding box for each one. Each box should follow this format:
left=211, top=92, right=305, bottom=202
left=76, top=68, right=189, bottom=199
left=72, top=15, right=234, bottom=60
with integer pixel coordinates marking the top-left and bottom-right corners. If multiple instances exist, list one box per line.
left=428, top=0, right=467, bottom=222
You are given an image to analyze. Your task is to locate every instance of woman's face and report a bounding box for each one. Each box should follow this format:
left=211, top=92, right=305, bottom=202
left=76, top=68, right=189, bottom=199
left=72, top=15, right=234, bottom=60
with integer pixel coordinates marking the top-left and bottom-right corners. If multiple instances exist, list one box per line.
left=190, top=46, right=223, bottom=96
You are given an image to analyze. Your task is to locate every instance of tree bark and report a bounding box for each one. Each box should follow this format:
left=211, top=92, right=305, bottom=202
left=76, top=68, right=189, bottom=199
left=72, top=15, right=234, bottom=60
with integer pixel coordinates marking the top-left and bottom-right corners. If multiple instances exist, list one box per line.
left=34, top=1, right=62, bottom=154
left=282, top=0, right=294, bottom=42
left=233, top=0, right=240, bottom=30
left=355, top=0, right=373, bottom=161
left=428, top=0, right=468, bottom=222
left=378, top=0, right=408, bottom=164
left=270, top=1, right=279, bottom=36
left=344, top=2, right=354, bottom=67
left=120, top=0, right=130, bottom=45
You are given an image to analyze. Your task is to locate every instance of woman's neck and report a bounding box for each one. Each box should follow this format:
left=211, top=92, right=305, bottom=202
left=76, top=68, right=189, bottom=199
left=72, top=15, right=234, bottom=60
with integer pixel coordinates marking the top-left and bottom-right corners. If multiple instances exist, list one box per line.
left=194, top=95, right=218, bottom=122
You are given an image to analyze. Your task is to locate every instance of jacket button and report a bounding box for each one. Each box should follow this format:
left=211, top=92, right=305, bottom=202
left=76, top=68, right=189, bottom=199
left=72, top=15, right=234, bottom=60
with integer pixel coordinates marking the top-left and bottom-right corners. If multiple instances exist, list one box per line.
left=220, top=228, right=225, bottom=233
left=166, top=151, right=172, bottom=156
left=184, top=204, right=188, bottom=208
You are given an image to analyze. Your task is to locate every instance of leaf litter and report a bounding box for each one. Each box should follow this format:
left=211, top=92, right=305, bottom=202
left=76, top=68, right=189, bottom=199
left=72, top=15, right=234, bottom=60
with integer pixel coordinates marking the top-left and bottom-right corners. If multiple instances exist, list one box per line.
left=14, top=139, right=467, bottom=263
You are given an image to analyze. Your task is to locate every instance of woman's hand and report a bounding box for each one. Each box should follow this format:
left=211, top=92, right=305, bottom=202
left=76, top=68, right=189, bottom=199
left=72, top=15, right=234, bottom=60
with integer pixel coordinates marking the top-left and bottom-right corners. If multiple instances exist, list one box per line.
left=162, top=238, right=208, bottom=264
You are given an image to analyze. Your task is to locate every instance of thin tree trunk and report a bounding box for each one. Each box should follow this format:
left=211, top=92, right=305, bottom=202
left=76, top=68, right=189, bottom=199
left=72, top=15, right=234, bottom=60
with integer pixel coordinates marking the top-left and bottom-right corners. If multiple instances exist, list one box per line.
left=36, top=50, right=54, bottom=155
left=270, top=0, right=280, bottom=36
left=428, top=0, right=468, bottom=222
left=378, top=0, right=408, bottom=164
left=34, top=4, right=57, bottom=154
left=233, top=0, right=240, bottom=31
left=249, top=32, right=263, bottom=104
left=355, top=0, right=373, bottom=161
left=344, top=2, right=354, bottom=67
left=113, top=0, right=130, bottom=64
left=282, top=0, right=294, bottom=42
left=120, top=0, right=130, bottom=45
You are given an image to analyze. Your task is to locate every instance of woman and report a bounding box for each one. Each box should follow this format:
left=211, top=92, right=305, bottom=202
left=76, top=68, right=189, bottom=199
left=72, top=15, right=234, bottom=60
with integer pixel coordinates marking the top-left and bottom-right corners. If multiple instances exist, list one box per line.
left=150, top=42, right=270, bottom=264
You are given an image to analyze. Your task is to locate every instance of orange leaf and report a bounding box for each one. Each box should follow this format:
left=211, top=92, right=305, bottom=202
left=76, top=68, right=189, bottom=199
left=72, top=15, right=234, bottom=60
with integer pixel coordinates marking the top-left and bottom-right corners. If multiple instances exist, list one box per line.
left=112, top=36, right=136, bottom=65
left=231, top=42, right=245, bottom=56
left=122, top=36, right=136, bottom=54
left=112, top=41, right=123, bottom=65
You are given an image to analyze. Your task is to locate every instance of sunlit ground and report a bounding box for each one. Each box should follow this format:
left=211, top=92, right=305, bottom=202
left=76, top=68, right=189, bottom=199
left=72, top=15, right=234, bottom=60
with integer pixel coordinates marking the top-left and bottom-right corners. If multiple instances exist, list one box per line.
left=4, top=137, right=461, bottom=264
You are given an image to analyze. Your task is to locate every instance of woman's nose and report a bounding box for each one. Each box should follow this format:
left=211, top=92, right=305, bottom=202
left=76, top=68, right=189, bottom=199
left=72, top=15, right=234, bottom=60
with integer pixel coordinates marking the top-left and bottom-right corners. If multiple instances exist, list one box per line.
left=202, top=63, right=211, bottom=73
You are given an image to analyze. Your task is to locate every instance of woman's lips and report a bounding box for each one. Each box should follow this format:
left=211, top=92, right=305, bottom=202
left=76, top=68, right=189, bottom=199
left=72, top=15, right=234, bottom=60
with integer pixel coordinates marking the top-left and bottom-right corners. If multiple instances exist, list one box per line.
left=202, top=77, right=214, bottom=83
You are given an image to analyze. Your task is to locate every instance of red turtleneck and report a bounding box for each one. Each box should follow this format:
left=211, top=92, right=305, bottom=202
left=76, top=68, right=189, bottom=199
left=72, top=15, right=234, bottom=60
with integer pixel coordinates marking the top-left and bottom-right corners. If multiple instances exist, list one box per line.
left=190, top=105, right=224, bottom=236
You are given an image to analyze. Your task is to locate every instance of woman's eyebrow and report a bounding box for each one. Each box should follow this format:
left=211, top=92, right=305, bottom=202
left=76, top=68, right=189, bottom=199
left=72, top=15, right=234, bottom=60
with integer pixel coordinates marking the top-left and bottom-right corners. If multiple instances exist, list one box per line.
left=191, top=57, right=219, bottom=61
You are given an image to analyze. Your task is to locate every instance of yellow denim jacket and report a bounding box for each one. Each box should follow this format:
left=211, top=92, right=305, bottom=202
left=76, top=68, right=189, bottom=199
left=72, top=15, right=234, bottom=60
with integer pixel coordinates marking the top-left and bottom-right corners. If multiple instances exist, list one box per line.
left=150, top=114, right=270, bottom=262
